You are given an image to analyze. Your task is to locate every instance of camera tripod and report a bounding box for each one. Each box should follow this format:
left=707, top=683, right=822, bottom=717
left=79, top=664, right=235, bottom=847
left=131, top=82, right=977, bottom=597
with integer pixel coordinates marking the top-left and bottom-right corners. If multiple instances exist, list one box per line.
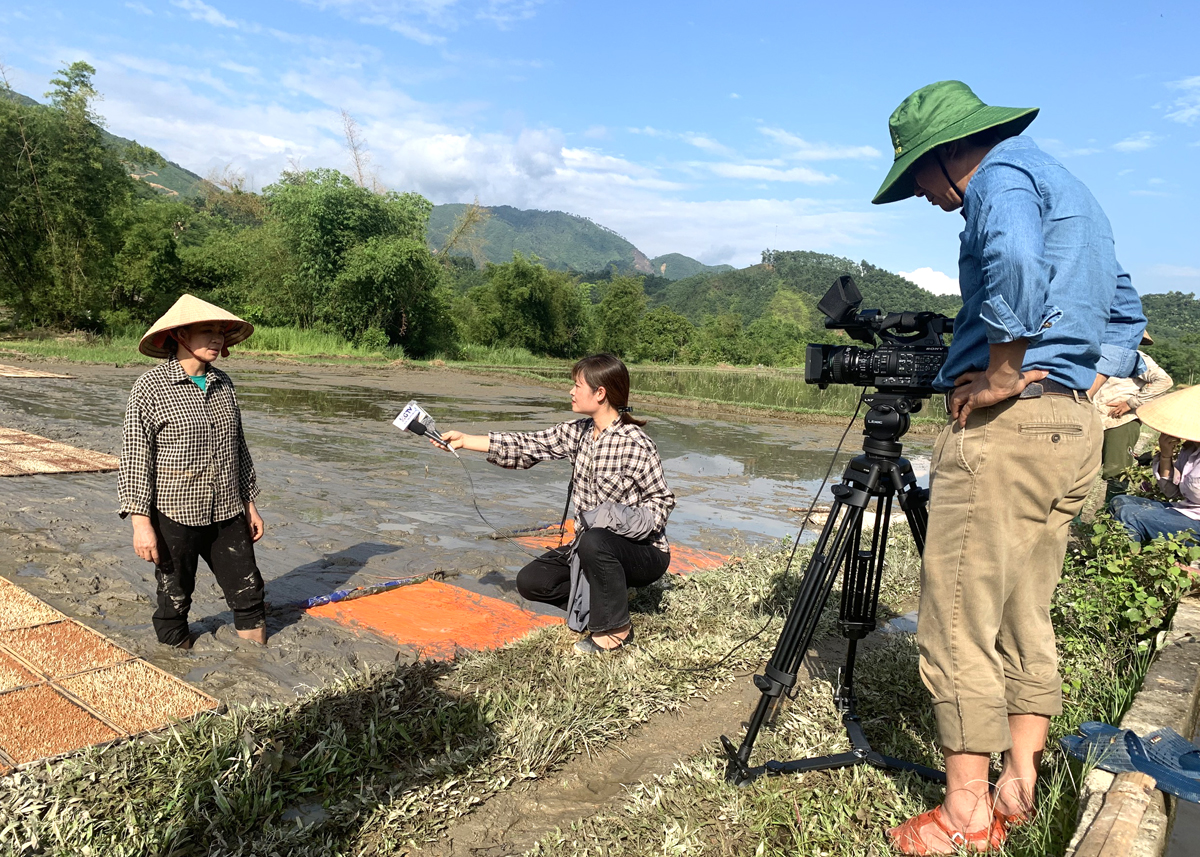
left=721, top=391, right=946, bottom=785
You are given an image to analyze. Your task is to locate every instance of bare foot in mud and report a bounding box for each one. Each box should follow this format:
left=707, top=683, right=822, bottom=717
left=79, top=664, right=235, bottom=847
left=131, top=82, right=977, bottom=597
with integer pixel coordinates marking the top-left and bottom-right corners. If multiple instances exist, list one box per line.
left=236, top=627, right=268, bottom=645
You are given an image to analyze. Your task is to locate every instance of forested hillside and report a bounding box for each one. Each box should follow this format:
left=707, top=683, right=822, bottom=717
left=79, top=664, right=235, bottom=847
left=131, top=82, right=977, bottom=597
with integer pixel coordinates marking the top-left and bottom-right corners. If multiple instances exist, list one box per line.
left=3, top=88, right=204, bottom=198
left=1143, top=291, right=1200, bottom=384
left=648, top=253, right=734, bottom=280
left=659, top=250, right=963, bottom=326
left=428, top=204, right=648, bottom=273
left=3, top=62, right=1196, bottom=375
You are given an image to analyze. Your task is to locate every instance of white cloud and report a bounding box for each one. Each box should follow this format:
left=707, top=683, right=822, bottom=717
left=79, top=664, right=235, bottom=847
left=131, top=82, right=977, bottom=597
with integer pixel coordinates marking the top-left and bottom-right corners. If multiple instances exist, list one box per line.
left=1113, top=132, right=1160, bottom=152
left=360, top=15, right=446, bottom=45
left=1165, top=76, right=1200, bottom=125
left=125, top=2, right=153, bottom=14
left=705, top=163, right=837, bottom=184
left=898, top=267, right=960, bottom=296
left=171, top=0, right=238, bottom=28
left=1039, top=137, right=1102, bottom=157
left=1147, top=264, right=1200, bottom=278
left=1130, top=189, right=1170, bottom=197
left=681, top=134, right=734, bottom=156
left=729, top=92, right=740, bottom=99
left=73, top=41, right=884, bottom=268
left=759, top=127, right=881, bottom=161
left=219, top=61, right=259, bottom=76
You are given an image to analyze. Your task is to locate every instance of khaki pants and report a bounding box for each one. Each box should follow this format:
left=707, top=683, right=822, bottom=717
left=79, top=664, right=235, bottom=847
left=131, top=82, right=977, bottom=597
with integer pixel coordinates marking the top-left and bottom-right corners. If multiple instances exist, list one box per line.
left=918, top=394, right=1101, bottom=753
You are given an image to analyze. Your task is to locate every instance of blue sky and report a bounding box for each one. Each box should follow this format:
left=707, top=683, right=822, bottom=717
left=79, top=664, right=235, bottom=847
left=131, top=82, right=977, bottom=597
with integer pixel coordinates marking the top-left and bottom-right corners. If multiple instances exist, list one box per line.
left=2, top=0, right=1197, bottom=296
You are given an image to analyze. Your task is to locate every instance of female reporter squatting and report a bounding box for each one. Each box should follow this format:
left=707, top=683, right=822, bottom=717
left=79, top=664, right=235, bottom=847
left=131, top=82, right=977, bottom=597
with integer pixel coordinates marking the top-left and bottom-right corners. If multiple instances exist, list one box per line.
left=437, top=354, right=675, bottom=653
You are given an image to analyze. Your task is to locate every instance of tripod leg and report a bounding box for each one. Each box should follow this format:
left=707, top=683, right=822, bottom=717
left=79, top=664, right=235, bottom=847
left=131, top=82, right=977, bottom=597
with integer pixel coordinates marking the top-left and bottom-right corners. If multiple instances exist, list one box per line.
left=723, top=489, right=870, bottom=782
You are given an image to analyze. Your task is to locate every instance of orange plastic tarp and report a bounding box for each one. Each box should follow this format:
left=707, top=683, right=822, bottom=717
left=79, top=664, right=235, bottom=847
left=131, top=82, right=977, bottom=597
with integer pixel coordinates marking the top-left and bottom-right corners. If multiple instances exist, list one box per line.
left=305, top=579, right=560, bottom=659
left=513, top=519, right=728, bottom=576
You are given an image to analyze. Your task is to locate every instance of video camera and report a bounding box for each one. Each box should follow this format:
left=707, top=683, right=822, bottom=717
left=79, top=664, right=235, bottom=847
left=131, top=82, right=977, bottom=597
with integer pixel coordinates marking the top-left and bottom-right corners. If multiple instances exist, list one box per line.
left=804, top=276, right=953, bottom=397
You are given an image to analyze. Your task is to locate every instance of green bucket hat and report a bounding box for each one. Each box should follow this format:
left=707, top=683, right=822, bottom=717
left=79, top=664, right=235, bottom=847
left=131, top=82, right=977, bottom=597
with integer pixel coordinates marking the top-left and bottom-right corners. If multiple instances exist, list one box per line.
left=872, top=80, right=1039, bottom=205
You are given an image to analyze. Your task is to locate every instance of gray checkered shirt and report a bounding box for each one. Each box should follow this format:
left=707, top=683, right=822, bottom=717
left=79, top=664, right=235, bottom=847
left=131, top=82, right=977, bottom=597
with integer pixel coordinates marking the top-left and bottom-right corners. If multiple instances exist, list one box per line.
left=119, top=357, right=260, bottom=526
left=487, top=418, right=674, bottom=552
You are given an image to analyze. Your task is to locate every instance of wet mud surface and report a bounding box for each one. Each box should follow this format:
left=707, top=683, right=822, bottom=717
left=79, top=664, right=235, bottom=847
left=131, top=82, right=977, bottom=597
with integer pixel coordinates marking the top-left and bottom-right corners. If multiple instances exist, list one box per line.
left=0, top=360, right=931, bottom=705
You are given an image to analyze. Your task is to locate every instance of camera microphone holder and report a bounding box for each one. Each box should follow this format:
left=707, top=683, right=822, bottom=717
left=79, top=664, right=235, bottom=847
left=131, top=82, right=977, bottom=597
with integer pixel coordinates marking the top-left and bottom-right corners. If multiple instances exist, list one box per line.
left=721, top=392, right=945, bottom=786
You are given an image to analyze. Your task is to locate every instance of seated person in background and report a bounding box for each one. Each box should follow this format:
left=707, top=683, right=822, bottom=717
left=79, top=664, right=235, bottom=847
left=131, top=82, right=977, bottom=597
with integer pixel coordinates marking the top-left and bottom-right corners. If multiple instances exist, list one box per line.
left=1110, top=384, right=1200, bottom=547
left=1092, top=335, right=1173, bottom=506
left=436, top=354, right=675, bottom=654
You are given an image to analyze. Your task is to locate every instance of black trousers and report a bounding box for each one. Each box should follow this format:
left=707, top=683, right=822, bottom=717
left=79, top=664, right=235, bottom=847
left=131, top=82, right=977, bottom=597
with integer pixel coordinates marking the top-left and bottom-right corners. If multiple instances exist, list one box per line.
left=150, top=509, right=266, bottom=645
left=516, top=527, right=670, bottom=632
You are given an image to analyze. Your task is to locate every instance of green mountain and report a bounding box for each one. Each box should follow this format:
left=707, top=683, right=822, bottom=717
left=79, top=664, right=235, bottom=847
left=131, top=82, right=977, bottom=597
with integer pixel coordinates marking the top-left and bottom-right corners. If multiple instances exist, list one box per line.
left=659, top=250, right=963, bottom=326
left=429, top=204, right=651, bottom=273
left=429, top=204, right=724, bottom=279
left=1141, top=291, right=1200, bottom=385
left=649, top=253, right=734, bottom=280
left=3, top=89, right=205, bottom=198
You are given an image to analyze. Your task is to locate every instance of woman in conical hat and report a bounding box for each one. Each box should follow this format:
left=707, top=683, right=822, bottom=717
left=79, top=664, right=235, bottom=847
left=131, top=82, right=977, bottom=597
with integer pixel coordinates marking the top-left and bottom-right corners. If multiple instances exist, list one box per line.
left=118, top=295, right=268, bottom=648
left=1110, top=385, right=1200, bottom=547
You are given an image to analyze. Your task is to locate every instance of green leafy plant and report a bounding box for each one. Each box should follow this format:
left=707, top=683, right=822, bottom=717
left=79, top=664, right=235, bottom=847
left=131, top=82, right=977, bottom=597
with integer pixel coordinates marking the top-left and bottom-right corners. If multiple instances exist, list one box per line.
left=1056, top=512, right=1198, bottom=645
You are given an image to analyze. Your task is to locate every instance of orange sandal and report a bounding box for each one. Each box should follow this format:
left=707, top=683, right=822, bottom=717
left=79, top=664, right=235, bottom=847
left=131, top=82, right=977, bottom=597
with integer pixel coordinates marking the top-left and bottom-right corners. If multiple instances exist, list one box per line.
left=993, top=805, right=1034, bottom=828
left=887, top=806, right=1007, bottom=855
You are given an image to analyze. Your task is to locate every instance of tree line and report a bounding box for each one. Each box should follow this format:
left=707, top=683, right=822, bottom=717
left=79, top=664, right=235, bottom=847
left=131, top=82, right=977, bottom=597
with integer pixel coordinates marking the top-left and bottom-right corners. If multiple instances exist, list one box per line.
left=3, top=62, right=1196, bottom=377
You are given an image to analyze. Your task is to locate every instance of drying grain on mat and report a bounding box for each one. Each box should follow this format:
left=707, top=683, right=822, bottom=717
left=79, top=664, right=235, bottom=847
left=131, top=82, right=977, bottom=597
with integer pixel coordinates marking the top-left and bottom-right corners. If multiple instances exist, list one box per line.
left=61, top=660, right=215, bottom=733
left=0, top=622, right=131, bottom=678
left=0, top=650, right=36, bottom=693
left=0, top=685, right=120, bottom=764
left=0, top=579, right=65, bottom=631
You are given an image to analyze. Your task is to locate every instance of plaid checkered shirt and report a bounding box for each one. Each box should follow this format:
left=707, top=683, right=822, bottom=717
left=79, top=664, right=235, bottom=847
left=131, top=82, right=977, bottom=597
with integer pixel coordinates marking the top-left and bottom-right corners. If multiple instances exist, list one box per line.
left=487, top=418, right=674, bottom=552
left=119, top=356, right=260, bottom=527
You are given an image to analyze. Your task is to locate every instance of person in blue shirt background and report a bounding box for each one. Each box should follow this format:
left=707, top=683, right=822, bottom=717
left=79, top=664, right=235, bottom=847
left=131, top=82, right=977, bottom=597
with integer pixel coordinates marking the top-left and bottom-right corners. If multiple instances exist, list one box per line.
left=872, top=81, right=1145, bottom=854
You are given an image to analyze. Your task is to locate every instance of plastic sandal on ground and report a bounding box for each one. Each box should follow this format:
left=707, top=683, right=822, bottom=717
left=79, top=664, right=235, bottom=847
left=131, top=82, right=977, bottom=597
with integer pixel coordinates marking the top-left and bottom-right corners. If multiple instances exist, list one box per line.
left=573, top=625, right=635, bottom=654
left=886, top=806, right=1007, bottom=855
left=1142, top=727, right=1200, bottom=777
left=1061, top=722, right=1139, bottom=773
left=1125, top=730, right=1200, bottom=803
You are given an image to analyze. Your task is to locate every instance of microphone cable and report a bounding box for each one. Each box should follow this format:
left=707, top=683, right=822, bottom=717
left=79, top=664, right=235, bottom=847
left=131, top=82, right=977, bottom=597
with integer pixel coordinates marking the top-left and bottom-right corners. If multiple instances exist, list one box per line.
left=639, top=389, right=868, bottom=675
left=442, top=442, right=552, bottom=562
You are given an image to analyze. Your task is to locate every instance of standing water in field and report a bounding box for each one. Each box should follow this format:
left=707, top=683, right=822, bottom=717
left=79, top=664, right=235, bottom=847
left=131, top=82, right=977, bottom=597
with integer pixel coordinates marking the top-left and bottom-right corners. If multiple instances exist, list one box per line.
left=0, top=361, right=932, bottom=702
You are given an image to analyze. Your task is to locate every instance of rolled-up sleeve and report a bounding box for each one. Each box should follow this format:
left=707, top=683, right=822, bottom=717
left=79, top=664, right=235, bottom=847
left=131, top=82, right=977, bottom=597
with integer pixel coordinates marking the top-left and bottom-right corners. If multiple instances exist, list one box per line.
left=487, top=420, right=586, bottom=470
left=975, top=169, right=1061, bottom=345
left=118, top=388, right=155, bottom=519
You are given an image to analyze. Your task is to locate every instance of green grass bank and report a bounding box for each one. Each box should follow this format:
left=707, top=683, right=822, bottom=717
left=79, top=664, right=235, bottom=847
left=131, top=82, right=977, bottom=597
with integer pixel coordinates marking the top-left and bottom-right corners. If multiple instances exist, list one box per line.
left=0, top=517, right=1192, bottom=856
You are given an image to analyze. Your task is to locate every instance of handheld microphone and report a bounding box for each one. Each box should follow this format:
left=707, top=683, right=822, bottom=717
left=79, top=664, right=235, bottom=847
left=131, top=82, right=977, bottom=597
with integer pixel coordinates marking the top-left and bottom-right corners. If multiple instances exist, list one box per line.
left=393, top=400, right=452, bottom=450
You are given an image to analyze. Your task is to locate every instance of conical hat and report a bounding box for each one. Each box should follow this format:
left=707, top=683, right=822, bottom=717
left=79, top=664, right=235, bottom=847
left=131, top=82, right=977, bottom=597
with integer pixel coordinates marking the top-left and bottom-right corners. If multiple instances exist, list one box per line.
left=139, top=295, right=254, bottom=358
left=1137, top=384, right=1200, bottom=443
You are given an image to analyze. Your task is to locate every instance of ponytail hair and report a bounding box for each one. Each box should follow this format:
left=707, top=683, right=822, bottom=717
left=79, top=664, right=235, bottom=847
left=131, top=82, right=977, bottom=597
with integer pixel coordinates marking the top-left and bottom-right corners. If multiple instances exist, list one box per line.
left=572, top=353, right=646, bottom=427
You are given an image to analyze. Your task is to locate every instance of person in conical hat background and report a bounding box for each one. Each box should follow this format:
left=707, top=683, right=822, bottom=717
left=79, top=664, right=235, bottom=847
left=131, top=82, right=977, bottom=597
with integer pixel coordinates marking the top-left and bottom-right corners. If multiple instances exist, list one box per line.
left=1109, top=385, right=1200, bottom=549
left=1091, top=332, right=1173, bottom=507
left=872, top=81, right=1147, bottom=854
left=118, top=294, right=268, bottom=648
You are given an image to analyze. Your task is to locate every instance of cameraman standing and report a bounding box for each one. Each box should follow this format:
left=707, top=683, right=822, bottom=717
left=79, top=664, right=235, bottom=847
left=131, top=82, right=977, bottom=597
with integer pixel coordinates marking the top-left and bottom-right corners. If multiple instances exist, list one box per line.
left=872, top=81, right=1145, bottom=854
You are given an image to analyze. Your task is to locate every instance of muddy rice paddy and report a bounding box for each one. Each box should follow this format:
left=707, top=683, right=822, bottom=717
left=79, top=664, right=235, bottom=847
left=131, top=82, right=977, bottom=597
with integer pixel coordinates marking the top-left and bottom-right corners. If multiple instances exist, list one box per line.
left=0, top=360, right=931, bottom=705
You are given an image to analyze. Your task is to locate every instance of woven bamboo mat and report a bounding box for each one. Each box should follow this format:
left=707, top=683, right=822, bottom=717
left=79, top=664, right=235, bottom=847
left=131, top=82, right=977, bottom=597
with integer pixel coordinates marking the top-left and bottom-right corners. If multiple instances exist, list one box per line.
left=0, top=364, right=70, bottom=378
left=0, top=578, right=220, bottom=771
left=0, top=427, right=118, bottom=477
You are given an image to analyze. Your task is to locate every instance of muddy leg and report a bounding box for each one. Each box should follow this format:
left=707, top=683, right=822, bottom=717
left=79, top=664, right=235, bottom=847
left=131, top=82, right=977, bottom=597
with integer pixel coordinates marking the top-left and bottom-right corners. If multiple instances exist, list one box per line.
left=150, top=510, right=201, bottom=647
left=205, top=513, right=268, bottom=646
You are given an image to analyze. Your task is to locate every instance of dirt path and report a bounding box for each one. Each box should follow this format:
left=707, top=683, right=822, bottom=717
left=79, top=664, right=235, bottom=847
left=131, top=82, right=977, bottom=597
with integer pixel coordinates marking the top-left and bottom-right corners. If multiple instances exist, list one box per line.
left=419, top=676, right=763, bottom=857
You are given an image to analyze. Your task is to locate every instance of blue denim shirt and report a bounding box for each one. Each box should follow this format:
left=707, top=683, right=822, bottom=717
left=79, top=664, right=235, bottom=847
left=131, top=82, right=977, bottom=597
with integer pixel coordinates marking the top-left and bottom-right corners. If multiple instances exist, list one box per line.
left=933, top=136, right=1146, bottom=392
